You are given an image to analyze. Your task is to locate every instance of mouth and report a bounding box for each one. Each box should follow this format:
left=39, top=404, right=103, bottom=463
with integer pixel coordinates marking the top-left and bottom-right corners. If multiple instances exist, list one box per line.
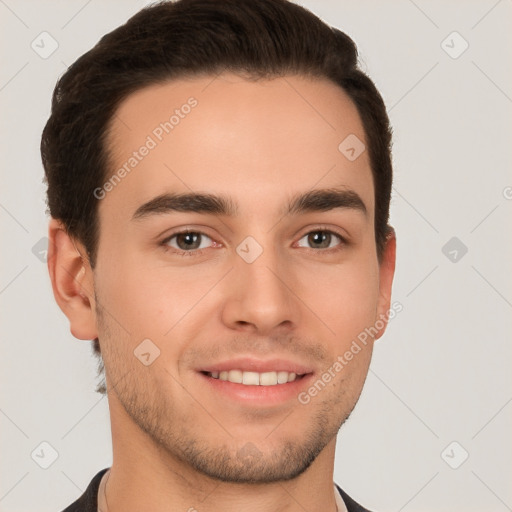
left=201, top=369, right=307, bottom=386
left=196, top=357, right=315, bottom=406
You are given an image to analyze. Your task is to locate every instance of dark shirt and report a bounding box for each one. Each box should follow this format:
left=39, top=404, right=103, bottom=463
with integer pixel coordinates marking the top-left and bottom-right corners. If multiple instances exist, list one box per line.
left=61, top=467, right=373, bottom=512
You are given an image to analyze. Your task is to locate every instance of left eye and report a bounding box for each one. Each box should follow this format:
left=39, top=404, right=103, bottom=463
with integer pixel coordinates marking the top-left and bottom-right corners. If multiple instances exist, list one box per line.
left=165, top=231, right=214, bottom=252
left=296, top=230, right=343, bottom=250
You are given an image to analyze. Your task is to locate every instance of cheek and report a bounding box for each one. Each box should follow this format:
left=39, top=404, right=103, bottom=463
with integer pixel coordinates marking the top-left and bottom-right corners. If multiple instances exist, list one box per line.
left=297, top=258, right=380, bottom=339
left=94, top=251, right=219, bottom=341
left=93, top=252, right=161, bottom=337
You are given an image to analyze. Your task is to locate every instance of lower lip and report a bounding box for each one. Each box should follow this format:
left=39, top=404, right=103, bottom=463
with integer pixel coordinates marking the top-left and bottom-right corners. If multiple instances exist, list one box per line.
left=197, top=372, right=315, bottom=406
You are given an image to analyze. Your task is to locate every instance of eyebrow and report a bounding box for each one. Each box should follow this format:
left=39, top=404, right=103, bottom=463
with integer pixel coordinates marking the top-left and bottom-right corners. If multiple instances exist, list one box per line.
left=131, top=187, right=367, bottom=220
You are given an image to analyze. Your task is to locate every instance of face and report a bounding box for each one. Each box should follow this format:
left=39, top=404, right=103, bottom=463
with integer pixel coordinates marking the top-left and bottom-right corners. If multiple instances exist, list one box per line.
left=85, top=73, right=394, bottom=483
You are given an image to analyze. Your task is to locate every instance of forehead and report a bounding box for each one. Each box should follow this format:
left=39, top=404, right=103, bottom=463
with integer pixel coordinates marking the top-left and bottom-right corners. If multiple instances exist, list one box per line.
left=102, top=72, right=374, bottom=221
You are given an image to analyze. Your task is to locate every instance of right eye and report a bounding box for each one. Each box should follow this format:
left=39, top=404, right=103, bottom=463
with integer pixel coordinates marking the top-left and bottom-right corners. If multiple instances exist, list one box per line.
left=161, top=230, right=219, bottom=256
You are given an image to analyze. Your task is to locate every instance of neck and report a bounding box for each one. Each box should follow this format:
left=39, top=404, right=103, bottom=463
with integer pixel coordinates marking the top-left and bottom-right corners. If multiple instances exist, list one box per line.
left=101, top=418, right=339, bottom=512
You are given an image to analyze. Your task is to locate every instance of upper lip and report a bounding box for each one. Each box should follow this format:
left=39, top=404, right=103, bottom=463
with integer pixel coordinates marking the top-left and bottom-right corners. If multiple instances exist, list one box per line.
left=198, top=357, right=314, bottom=375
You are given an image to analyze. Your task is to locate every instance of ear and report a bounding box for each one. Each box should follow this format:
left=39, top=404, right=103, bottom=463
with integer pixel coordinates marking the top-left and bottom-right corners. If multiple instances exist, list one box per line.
left=374, top=227, right=397, bottom=341
left=47, top=219, right=98, bottom=340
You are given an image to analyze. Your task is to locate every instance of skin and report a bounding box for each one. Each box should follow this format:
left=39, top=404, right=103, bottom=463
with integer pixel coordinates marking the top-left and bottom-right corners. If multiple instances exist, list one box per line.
left=48, top=73, right=396, bottom=512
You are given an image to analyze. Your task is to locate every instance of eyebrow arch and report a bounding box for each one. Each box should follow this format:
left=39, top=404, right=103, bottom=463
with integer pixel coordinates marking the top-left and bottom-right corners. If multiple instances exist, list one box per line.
left=131, top=188, right=367, bottom=220
left=132, top=192, right=237, bottom=219
left=285, top=188, right=367, bottom=217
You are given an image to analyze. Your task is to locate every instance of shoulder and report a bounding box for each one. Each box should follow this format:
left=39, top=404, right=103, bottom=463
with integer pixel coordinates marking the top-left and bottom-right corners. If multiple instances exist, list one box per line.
left=335, top=483, right=376, bottom=512
left=60, top=468, right=110, bottom=512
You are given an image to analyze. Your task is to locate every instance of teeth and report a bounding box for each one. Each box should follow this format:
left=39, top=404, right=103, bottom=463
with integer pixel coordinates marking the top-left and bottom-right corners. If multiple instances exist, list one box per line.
left=228, top=369, right=243, bottom=383
left=242, top=371, right=260, bottom=385
left=209, top=369, right=301, bottom=386
left=277, top=371, right=289, bottom=384
left=260, top=372, right=277, bottom=386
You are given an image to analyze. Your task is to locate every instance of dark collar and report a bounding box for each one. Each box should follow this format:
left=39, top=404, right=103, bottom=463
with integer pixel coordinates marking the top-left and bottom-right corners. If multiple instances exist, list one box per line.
left=60, top=468, right=374, bottom=512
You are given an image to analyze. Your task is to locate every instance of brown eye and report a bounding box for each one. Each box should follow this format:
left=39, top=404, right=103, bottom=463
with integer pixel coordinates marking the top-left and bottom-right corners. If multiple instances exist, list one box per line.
left=165, top=231, right=213, bottom=252
left=297, top=230, right=343, bottom=250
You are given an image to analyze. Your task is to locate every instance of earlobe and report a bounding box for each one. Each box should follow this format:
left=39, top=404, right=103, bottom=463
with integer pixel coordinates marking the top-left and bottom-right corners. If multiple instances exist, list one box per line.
left=374, top=228, right=397, bottom=341
left=47, top=219, right=98, bottom=340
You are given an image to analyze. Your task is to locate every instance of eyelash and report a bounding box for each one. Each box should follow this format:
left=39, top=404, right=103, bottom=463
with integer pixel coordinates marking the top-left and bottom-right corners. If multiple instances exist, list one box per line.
left=160, top=227, right=348, bottom=257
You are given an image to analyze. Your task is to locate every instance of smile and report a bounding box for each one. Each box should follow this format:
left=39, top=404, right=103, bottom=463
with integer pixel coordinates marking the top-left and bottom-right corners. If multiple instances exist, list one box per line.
left=203, top=370, right=304, bottom=386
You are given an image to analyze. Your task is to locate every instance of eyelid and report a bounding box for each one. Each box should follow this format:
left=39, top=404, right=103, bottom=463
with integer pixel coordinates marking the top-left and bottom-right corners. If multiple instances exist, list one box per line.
left=157, top=224, right=214, bottom=240
left=296, top=224, right=348, bottom=242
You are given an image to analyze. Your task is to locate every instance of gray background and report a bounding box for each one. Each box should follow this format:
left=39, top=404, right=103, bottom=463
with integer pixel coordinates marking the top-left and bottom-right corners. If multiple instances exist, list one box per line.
left=1, top=0, right=511, bottom=510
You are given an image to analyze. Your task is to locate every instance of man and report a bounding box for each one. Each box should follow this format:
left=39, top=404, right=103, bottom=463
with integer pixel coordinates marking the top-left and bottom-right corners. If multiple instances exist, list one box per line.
left=42, top=0, right=396, bottom=510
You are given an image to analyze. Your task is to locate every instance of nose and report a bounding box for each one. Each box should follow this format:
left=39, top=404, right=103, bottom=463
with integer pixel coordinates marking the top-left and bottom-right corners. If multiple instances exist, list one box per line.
left=220, top=239, right=300, bottom=335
